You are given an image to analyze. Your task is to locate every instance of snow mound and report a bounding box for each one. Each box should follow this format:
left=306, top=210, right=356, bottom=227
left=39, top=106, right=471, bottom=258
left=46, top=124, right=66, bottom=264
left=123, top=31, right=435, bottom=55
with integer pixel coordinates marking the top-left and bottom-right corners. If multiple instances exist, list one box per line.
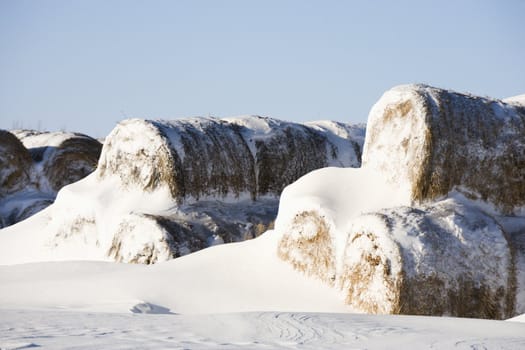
left=276, top=84, right=525, bottom=319
left=363, top=84, right=525, bottom=214
left=508, top=313, right=525, bottom=323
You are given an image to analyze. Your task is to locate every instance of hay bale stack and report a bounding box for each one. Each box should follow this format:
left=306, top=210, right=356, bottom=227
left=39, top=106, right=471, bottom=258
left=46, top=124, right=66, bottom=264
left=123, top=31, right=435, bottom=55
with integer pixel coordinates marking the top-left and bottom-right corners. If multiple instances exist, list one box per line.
left=363, top=84, right=525, bottom=214
left=276, top=85, right=524, bottom=319
left=98, top=116, right=364, bottom=202
left=0, top=130, right=32, bottom=198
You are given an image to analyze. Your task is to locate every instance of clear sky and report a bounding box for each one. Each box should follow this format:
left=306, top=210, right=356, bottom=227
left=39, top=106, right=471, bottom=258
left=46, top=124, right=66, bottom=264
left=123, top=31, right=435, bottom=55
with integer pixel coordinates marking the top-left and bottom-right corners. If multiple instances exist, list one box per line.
left=1, top=0, right=524, bottom=137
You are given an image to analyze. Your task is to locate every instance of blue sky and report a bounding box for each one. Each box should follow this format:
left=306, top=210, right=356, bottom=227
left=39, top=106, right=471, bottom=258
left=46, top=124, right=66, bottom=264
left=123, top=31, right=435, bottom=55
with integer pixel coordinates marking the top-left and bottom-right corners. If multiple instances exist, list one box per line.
left=1, top=0, right=524, bottom=137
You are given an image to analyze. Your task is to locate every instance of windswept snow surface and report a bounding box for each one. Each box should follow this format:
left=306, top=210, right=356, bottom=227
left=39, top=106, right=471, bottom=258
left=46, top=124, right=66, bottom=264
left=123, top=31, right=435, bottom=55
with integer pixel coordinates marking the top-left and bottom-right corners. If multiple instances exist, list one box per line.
left=0, top=232, right=524, bottom=349
left=1, top=309, right=524, bottom=350
left=0, top=232, right=347, bottom=314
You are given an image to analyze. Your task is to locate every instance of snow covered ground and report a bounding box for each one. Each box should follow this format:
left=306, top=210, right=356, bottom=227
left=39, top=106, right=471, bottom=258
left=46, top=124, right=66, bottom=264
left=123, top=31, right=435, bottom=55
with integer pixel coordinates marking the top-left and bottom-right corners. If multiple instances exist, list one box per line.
left=2, top=309, right=525, bottom=350
left=2, top=88, right=524, bottom=348
left=1, top=231, right=524, bottom=349
left=0, top=235, right=523, bottom=349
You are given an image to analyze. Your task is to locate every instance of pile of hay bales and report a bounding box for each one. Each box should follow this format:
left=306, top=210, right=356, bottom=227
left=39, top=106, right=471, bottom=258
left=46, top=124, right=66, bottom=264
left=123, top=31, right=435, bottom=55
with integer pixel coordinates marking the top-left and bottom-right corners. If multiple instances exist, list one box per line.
left=98, top=116, right=364, bottom=202
left=276, top=84, right=525, bottom=319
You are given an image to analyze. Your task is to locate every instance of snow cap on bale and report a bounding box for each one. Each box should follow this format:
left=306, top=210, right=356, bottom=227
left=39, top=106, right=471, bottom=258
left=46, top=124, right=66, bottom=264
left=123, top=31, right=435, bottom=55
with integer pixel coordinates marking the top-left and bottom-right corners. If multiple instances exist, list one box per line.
left=362, top=84, right=525, bottom=214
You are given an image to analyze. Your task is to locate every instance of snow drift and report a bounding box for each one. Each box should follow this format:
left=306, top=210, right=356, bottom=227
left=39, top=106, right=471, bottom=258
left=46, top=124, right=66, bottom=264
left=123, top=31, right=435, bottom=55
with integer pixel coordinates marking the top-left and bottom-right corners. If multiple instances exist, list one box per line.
left=0, top=116, right=364, bottom=264
left=276, top=84, right=525, bottom=319
left=0, top=130, right=102, bottom=227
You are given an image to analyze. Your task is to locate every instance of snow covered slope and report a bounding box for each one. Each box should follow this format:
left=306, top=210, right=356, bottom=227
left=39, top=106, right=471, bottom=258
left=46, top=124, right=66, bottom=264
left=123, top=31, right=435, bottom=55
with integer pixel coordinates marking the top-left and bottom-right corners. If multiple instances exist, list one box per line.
left=0, top=130, right=101, bottom=228
left=0, top=116, right=364, bottom=264
left=0, top=233, right=523, bottom=348
left=276, top=84, right=525, bottom=319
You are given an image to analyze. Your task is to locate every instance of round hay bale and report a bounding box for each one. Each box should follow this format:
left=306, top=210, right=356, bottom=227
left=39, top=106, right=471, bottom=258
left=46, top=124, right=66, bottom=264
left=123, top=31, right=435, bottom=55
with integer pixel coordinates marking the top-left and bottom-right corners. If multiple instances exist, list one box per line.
left=277, top=210, right=337, bottom=286
left=0, top=130, right=32, bottom=198
left=341, top=201, right=515, bottom=319
left=43, top=134, right=102, bottom=192
left=12, top=130, right=102, bottom=193
left=363, top=84, right=525, bottom=214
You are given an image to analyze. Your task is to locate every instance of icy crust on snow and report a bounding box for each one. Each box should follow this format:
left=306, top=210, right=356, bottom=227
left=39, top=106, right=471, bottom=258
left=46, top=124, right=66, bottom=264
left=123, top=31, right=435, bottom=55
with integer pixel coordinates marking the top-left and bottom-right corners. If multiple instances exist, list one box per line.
left=0, top=130, right=101, bottom=228
left=98, top=116, right=364, bottom=202
left=363, top=84, right=525, bottom=214
left=276, top=84, right=525, bottom=319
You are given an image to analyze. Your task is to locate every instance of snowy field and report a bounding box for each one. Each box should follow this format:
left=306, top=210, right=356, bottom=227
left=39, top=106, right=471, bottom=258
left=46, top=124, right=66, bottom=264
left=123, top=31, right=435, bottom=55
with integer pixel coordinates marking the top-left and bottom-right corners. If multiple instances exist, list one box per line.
left=1, top=232, right=524, bottom=349
left=2, top=309, right=525, bottom=350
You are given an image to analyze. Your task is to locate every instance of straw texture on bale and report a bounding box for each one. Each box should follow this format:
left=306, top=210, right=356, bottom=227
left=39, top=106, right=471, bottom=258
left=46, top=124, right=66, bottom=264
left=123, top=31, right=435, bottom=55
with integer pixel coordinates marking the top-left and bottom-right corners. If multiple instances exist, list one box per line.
left=98, top=117, right=364, bottom=202
left=363, top=84, right=525, bottom=214
left=0, top=130, right=32, bottom=198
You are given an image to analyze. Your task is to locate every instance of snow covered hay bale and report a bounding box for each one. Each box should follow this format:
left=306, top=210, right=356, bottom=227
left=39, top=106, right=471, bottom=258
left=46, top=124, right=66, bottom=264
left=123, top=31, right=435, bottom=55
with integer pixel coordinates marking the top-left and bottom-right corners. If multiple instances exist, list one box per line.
left=108, top=213, right=176, bottom=264
left=340, top=199, right=516, bottom=319
left=363, top=84, right=525, bottom=214
left=227, top=116, right=363, bottom=196
left=98, top=117, right=365, bottom=203
left=0, top=130, right=32, bottom=198
left=13, top=130, right=102, bottom=192
left=277, top=210, right=337, bottom=286
left=97, top=118, right=256, bottom=202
